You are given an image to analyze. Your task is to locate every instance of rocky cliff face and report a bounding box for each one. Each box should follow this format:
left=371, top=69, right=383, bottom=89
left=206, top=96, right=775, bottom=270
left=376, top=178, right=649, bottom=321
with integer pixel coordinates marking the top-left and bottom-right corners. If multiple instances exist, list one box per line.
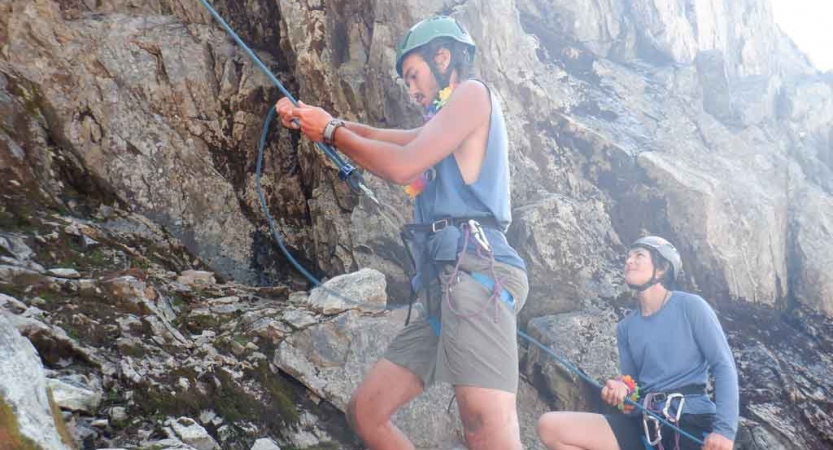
left=1, top=0, right=831, bottom=449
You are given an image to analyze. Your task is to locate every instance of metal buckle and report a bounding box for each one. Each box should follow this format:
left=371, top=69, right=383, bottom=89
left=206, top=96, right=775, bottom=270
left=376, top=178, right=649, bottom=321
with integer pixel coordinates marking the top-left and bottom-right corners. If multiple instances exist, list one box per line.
left=430, top=218, right=449, bottom=233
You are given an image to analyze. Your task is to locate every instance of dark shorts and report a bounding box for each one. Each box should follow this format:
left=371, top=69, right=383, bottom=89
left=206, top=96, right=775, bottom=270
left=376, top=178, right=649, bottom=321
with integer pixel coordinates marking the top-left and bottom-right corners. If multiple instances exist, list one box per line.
left=605, top=413, right=714, bottom=450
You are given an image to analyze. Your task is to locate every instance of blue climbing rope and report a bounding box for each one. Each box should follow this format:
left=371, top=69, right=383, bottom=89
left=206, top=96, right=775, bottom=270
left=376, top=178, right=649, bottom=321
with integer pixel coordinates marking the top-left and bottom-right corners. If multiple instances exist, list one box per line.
left=197, top=0, right=378, bottom=202
left=201, top=1, right=705, bottom=447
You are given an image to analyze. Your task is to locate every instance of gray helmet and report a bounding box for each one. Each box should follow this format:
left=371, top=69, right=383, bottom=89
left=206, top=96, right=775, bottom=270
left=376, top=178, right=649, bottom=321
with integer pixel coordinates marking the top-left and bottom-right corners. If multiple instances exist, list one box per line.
left=630, top=236, right=682, bottom=281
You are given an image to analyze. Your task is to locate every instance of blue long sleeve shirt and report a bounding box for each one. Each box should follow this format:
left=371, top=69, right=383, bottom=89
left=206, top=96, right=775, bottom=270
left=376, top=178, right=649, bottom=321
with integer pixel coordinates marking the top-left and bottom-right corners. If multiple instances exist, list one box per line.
left=617, top=291, right=739, bottom=440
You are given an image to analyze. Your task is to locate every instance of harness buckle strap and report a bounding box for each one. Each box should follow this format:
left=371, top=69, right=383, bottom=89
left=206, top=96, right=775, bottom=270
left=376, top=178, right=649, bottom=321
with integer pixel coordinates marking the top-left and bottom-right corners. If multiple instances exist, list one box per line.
left=431, top=218, right=450, bottom=233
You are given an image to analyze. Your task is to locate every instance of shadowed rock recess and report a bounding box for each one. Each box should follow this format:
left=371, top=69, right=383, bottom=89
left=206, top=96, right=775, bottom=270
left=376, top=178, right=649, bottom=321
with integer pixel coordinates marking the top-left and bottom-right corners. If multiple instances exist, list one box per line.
left=1, top=0, right=831, bottom=448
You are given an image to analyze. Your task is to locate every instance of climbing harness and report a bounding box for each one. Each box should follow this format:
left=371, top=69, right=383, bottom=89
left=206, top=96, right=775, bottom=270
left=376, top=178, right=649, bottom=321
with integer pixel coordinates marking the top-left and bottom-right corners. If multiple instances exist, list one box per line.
left=641, top=383, right=706, bottom=449
left=197, top=2, right=706, bottom=447
left=643, top=392, right=685, bottom=448
left=196, top=0, right=378, bottom=204
left=398, top=216, right=504, bottom=327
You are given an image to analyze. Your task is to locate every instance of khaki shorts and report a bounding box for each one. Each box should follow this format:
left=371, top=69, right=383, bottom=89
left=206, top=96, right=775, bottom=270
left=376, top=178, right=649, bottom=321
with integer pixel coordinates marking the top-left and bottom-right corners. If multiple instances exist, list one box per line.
left=384, top=251, right=529, bottom=393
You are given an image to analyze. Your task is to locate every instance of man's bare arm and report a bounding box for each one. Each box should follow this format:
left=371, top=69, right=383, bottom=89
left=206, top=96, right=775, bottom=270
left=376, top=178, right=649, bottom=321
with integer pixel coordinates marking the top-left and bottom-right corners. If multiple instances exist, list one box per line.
left=344, top=122, right=421, bottom=145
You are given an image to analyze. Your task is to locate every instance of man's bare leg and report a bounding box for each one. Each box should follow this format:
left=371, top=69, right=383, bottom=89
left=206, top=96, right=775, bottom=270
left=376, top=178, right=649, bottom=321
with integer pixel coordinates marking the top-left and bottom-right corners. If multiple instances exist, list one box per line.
left=454, top=385, right=522, bottom=450
left=347, top=358, right=424, bottom=450
left=537, top=411, right=621, bottom=450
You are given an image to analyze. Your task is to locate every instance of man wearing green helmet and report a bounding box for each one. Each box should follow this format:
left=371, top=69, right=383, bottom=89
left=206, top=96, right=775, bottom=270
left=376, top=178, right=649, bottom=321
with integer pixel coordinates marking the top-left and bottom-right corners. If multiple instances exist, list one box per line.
left=536, top=237, right=739, bottom=450
left=276, top=15, right=529, bottom=450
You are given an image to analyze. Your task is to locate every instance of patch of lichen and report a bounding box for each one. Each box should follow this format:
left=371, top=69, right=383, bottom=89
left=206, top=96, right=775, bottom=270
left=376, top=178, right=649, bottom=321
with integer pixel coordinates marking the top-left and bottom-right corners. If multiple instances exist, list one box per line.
left=7, top=78, right=46, bottom=122
left=47, top=389, right=75, bottom=449
left=0, top=395, right=44, bottom=450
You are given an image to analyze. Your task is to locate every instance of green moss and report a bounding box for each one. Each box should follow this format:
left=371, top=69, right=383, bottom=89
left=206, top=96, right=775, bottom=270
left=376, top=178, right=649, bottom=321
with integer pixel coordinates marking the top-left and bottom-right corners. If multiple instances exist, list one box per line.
left=0, top=283, right=27, bottom=302
left=0, top=210, right=16, bottom=230
left=85, top=249, right=107, bottom=267
left=0, top=203, right=40, bottom=232
left=130, top=256, right=152, bottom=271
left=0, top=395, right=45, bottom=450
left=250, top=363, right=299, bottom=425
left=183, top=313, right=221, bottom=334
left=132, top=365, right=299, bottom=435
left=170, top=293, right=185, bottom=309
left=9, top=79, right=46, bottom=120
left=119, top=343, right=148, bottom=359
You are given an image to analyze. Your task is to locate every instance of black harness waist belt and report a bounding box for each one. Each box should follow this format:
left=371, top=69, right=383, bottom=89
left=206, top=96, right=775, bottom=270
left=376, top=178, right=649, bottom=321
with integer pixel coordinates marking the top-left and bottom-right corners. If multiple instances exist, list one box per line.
left=647, top=383, right=707, bottom=400
left=402, top=216, right=501, bottom=235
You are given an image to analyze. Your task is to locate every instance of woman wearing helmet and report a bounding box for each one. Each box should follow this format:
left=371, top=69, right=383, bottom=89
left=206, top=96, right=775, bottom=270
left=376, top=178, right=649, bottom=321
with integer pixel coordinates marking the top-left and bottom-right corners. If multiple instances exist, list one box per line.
left=276, top=16, right=529, bottom=450
left=536, top=236, right=738, bottom=450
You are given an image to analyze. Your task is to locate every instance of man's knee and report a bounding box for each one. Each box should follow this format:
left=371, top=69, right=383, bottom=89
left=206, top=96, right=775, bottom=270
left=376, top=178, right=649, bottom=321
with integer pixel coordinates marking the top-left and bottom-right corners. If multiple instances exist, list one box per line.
left=346, top=389, right=389, bottom=436
left=537, top=412, right=563, bottom=448
left=460, top=406, right=515, bottom=447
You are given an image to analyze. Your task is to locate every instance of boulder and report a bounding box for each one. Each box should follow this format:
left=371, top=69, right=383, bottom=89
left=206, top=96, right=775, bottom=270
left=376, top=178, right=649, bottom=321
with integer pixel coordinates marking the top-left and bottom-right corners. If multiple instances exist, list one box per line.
left=0, top=314, right=71, bottom=450
left=307, top=268, right=387, bottom=315
left=47, top=377, right=103, bottom=414
left=167, top=417, right=221, bottom=450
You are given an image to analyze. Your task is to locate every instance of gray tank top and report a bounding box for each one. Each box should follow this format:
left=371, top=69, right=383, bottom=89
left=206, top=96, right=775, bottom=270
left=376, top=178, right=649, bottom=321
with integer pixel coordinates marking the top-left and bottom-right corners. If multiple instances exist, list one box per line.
left=411, top=82, right=526, bottom=291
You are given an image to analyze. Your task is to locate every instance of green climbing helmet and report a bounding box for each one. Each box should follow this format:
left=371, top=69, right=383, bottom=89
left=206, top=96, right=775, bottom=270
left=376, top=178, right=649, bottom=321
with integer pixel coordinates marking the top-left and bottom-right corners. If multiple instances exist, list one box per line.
left=630, top=236, right=682, bottom=281
left=395, top=16, right=476, bottom=77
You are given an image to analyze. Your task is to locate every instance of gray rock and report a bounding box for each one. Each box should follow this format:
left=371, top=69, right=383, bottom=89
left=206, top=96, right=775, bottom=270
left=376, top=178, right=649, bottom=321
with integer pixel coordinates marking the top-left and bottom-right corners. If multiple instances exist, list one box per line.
left=167, top=417, right=220, bottom=450
left=82, top=235, right=101, bottom=249
left=281, top=308, right=318, bottom=329
left=0, top=315, right=71, bottom=450
left=47, top=377, right=103, bottom=413
left=0, top=264, right=43, bottom=283
left=207, top=296, right=242, bottom=315
left=0, top=233, right=34, bottom=261
left=307, top=268, right=387, bottom=315
left=696, top=50, right=737, bottom=124
left=109, top=406, right=128, bottom=422
left=250, top=438, right=281, bottom=450
left=736, top=417, right=791, bottom=450
left=101, top=275, right=153, bottom=315
left=635, top=150, right=789, bottom=309
left=0, top=293, right=27, bottom=312
left=791, top=186, right=833, bottom=317
left=141, top=437, right=199, bottom=450
left=5, top=1, right=264, bottom=283
left=48, top=268, right=82, bottom=279
left=176, top=270, right=216, bottom=288
left=509, top=194, right=623, bottom=321
left=526, top=309, right=619, bottom=383
left=523, top=309, right=619, bottom=413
